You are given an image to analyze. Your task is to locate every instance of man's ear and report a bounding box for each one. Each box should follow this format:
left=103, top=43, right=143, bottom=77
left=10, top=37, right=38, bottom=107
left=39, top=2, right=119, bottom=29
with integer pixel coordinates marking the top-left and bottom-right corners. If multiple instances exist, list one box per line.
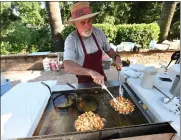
left=92, top=17, right=95, bottom=23
left=72, top=22, right=76, bottom=27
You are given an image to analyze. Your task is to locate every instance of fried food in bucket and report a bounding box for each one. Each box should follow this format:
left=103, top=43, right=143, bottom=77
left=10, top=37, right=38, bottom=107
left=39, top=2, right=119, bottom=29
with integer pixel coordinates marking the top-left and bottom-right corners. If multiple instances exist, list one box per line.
left=110, top=96, right=135, bottom=114
left=75, top=111, right=106, bottom=132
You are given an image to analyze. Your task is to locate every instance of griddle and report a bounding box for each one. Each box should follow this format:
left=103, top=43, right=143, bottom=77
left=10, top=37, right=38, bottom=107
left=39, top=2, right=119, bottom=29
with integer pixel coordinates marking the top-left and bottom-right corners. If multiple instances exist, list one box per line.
left=34, top=81, right=154, bottom=136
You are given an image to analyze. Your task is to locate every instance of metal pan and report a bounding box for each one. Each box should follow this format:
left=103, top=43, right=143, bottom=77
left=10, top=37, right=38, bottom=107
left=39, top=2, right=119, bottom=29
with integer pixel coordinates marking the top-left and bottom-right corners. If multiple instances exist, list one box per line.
left=76, top=95, right=99, bottom=113
left=41, top=81, right=76, bottom=110
left=66, top=82, right=100, bottom=114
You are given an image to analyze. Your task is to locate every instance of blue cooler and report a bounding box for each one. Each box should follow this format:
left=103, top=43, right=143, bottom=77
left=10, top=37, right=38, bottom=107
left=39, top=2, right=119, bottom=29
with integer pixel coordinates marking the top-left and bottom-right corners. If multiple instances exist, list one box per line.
left=1, top=79, right=11, bottom=96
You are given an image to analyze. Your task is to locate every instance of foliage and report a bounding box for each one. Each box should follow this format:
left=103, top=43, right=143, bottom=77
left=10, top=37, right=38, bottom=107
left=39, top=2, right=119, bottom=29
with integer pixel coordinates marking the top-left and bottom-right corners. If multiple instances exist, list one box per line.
left=169, top=21, right=180, bottom=39
left=90, top=2, right=132, bottom=24
left=11, top=2, right=46, bottom=26
left=169, top=3, right=180, bottom=40
left=115, top=23, right=160, bottom=48
left=128, top=2, right=163, bottom=24
left=1, top=21, right=52, bottom=54
left=61, top=25, right=76, bottom=40
left=1, top=2, right=11, bottom=13
left=62, top=23, right=160, bottom=49
left=93, top=24, right=117, bottom=42
left=1, top=1, right=179, bottom=55
left=1, top=2, right=20, bottom=30
left=59, top=2, right=75, bottom=22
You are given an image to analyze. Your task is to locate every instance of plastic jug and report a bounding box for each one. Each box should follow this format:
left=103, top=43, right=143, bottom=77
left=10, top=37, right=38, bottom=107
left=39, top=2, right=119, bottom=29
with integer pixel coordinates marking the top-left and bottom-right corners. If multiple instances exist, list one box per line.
left=1, top=74, right=6, bottom=85
left=170, top=75, right=180, bottom=96
left=140, top=66, right=157, bottom=89
left=43, top=57, right=51, bottom=71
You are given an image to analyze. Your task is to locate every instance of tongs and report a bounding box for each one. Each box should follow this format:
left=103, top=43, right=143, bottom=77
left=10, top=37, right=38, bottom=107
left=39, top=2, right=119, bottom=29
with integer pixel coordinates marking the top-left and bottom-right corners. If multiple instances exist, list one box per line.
left=102, top=84, right=119, bottom=104
left=117, top=66, right=123, bottom=96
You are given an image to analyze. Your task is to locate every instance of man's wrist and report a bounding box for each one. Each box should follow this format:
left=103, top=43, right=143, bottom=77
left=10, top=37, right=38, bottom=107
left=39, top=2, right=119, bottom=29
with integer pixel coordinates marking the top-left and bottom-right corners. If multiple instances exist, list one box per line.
left=87, top=69, right=93, bottom=76
left=114, top=54, right=120, bottom=60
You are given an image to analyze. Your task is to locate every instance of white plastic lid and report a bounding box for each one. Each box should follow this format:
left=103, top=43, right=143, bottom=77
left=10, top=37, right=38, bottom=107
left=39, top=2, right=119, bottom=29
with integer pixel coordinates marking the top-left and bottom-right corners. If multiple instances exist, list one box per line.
left=43, top=57, right=50, bottom=61
left=144, top=66, right=157, bottom=74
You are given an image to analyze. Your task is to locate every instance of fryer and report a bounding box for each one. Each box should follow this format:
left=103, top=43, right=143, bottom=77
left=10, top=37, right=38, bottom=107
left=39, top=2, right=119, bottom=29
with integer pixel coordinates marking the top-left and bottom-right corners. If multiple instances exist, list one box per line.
left=18, top=80, right=177, bottom=140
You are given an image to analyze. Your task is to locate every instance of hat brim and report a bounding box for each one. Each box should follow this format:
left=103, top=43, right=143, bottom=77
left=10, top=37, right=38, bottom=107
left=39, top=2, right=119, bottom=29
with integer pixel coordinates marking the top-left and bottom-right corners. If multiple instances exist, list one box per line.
left=64, top=12, right=99, bottom=25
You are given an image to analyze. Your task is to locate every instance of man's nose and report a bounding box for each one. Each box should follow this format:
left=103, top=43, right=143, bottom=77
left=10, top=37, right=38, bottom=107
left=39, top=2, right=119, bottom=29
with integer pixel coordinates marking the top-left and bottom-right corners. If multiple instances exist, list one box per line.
left=85, top=22, right=92, bottom=29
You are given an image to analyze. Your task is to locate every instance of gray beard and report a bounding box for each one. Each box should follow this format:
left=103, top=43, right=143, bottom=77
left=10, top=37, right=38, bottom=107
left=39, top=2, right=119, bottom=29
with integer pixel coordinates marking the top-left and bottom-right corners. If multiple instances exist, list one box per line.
left=82, top=29, right=92, bottom=37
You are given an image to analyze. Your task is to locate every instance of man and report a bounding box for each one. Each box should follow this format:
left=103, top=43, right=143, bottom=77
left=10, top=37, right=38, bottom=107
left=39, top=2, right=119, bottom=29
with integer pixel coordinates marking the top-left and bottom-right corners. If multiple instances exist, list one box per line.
left=63, top=2, right=122, bottom=85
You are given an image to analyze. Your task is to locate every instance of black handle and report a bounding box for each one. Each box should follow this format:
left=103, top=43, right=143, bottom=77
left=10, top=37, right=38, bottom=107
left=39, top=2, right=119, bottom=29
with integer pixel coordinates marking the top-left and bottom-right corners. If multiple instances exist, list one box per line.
left=41, top=81, right=52, bottom=93
left=41, top=81, right=56, bottom=108
left=66, top=82, right=76, bottom=90
left=66, top=82, right=78, bottom=101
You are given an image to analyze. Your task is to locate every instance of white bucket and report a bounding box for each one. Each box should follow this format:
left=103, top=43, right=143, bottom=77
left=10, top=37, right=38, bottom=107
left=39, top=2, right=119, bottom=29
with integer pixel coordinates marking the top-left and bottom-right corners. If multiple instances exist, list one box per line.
left=43, top=57, right=51, bottom=71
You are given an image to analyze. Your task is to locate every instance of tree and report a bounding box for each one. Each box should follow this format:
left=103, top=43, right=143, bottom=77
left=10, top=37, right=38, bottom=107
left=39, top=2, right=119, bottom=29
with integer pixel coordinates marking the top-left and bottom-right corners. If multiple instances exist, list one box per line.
left=168, top=3, right=180, bottom=39
left=128, top=2, right=163, bottom=24
left=158, top=2, right=178, bottom=42
left=59, top=1, right=75, bottom=22
left=46, top=2, right=64, bottom=52
left=0, top=2, right=20, bottom=30
left=11, top=2, right=46, bottom=26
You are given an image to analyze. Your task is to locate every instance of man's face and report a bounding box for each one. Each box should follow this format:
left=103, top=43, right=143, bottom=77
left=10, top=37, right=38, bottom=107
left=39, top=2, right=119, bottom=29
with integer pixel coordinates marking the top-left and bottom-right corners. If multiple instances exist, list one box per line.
left=74, top=18, right=93, bottom=37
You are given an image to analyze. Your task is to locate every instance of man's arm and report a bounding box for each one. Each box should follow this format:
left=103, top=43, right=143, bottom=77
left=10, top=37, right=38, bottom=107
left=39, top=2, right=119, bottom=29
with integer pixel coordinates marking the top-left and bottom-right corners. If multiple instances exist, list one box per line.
left=106, top=48, right=122, bottom=70
left=106, top=48, right=120, bottom=60
left=64, top=60, right=105, bottom=85
left=64, top=60, right=91, bottom=76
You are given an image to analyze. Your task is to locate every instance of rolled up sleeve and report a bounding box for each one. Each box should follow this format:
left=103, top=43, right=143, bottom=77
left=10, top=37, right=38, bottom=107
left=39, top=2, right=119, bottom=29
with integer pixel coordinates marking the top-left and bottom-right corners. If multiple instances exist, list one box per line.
left=63, top=35, right=76, bottom=62
left=100, top=30, right=111, bottom=52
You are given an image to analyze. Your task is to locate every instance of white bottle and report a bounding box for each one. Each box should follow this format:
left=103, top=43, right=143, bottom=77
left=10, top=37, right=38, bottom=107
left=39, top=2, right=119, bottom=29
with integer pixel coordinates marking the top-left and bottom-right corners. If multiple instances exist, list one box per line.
left=140, top=66, right=157, bottom=89
left=43, top=57, right=51, bottom=71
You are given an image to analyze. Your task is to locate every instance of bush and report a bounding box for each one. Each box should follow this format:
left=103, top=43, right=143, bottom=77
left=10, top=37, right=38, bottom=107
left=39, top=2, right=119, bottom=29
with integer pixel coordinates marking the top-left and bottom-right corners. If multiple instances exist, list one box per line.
left=94, top=24, right=117, bottom=43
left=61, top=24, right=117, bottom=43
left=61, top=25, right=75, bottom=40
left=1, top=21, right=52, bottom=54
left=62, top=23, right=160, bottom=49
left=169, top=21, right=180, bottom=40
left=115, top=23, right=160, bottom=48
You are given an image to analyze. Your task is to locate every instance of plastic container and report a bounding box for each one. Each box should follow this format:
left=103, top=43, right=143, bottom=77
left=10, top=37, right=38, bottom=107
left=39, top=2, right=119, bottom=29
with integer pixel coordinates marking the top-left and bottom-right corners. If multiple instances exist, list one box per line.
left=170, top=75, right=180, bottom=96
left=49, top=60, right=57, bottom=71
left=1, top=79, right=11, bottom=96
left=43, top=57, right=51, bottom=71
left=102, top=53, right=112, bottom=69
left=102, top=59, right=112, bottom=69
left=140, top=66, right=157, bottom=89
left=167, top=64, right=180, bottom=80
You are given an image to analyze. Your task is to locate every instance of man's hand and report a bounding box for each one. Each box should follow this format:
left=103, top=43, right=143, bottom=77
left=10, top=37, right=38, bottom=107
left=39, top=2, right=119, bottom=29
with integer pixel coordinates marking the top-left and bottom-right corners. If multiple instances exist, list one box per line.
left=105, top=48, right=122, bottom=71
left=89, top=70, right=105, bottom=85
left=114, top=56, right=122, bottom=71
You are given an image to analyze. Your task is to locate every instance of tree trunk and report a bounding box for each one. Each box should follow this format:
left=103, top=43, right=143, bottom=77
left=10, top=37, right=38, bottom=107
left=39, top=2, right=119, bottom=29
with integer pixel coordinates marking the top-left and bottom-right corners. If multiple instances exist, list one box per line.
left=158, top=2, right=178, bottom=42
left=46, top=2, right=64, bottom=52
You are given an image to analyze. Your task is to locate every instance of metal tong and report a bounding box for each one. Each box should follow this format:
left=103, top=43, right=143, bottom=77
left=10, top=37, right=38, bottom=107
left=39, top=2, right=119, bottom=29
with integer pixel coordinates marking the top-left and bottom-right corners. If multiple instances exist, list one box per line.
left=102, top=84, right=119, bottom=104
left=117, top=66, right=123, bottom=96
left=102, top=65, right=123, bottom=104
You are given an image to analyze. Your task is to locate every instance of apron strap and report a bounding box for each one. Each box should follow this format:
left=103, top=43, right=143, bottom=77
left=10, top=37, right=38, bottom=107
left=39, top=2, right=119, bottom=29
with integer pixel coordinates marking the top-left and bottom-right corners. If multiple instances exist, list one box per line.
left=77, top=30, right=101, bottom=55
left=77, top=31, right=87, bottom=55
left=92, top=33, right=101, bottom=50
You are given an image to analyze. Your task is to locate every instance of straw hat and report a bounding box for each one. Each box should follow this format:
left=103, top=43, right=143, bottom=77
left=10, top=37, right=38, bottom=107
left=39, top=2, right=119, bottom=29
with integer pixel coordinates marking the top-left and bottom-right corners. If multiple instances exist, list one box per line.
left=64, top=2, right=99, bottom=25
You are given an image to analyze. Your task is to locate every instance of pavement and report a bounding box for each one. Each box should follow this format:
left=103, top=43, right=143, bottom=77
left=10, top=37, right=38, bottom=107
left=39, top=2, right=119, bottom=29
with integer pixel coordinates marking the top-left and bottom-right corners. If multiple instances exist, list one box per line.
left=2, top=62, right=175, bottom=88
left=2, top=67, right=118, bottom=88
